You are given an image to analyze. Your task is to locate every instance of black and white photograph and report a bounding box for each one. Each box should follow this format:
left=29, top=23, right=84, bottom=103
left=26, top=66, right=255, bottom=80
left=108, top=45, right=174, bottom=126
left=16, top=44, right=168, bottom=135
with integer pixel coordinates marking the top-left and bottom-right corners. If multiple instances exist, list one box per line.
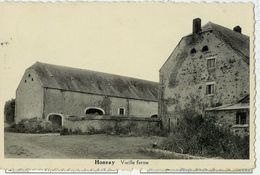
left=0, top=2, right=255, bottom=171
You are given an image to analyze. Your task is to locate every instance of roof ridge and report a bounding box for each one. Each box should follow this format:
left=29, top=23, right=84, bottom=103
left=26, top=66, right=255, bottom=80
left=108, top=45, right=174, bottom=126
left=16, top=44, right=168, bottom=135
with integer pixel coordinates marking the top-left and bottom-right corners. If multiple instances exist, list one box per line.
left=32, top=62, right=158, bottom=84
left=30, top=62, right=158, bottom=101
left=208, top=22, right=249, bottom=38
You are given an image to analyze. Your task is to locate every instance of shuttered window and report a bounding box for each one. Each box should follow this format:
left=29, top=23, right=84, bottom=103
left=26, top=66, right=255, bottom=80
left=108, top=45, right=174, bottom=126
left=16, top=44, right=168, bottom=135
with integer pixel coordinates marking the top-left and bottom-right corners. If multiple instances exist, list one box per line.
left=207, top=58, right=216, bottom=68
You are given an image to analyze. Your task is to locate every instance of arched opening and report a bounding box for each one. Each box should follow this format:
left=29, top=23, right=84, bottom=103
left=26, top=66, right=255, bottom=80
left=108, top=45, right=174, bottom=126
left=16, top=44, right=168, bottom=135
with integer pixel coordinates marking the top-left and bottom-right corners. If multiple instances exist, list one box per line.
left=202, top=45, right=209, bottom=52
left=151, top=114, right=158, bottom=118
left=190, top=48, right=197, bottom=54
left=85, top=107, right=105, bottom=115
left=47, top=113, right=63, bottom=127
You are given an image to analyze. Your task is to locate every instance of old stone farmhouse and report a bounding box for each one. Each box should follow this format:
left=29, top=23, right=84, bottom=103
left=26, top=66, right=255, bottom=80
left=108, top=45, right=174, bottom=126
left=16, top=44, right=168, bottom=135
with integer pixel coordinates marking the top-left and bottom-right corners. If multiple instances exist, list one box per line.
left=15, top=62, right=158, bottom=127
left=159, top=18, right=249, bottom=133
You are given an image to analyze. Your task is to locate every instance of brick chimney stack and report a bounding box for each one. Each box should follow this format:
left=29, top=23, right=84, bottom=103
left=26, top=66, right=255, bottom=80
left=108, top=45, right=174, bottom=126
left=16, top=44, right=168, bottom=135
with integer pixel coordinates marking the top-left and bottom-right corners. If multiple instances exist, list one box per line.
left=233, top=26, right=242, bottom=33
left=193, top=18, right=201, bottom=34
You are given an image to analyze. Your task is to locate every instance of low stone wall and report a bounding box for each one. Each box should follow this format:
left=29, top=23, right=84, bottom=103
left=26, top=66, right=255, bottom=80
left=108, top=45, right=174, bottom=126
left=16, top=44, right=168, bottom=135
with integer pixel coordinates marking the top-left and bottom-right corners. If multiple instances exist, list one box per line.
left=63, top=115, right=162, bottom=135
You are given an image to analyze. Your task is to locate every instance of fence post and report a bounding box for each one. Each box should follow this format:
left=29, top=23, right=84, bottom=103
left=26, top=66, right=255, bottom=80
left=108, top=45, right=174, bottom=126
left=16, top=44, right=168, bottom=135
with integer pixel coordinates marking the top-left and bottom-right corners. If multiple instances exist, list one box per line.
left=168, top=118, right=171, bottom=132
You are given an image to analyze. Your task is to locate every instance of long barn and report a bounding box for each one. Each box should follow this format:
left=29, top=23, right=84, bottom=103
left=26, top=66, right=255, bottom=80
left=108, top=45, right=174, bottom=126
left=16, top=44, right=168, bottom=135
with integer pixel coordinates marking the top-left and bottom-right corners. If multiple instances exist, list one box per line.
left=15, top=62, right=158, bottom=127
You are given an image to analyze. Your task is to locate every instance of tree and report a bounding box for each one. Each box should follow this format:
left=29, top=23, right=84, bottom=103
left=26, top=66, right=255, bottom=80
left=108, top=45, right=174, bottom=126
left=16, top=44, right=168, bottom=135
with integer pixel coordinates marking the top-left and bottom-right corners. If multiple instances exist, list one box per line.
left=4, top=98, right=15, bottom=124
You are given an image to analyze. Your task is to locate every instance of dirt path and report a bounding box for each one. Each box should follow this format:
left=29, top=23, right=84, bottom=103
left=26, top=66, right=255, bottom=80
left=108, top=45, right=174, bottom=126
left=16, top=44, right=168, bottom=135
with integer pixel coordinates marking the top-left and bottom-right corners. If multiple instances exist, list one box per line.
left=5, top=132, right=164, bottom=159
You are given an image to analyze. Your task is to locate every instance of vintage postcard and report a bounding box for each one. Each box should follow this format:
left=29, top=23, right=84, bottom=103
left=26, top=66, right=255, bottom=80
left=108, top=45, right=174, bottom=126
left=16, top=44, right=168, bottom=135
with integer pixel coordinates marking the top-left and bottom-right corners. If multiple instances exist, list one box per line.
left=0, top=2, right=255, bottom=172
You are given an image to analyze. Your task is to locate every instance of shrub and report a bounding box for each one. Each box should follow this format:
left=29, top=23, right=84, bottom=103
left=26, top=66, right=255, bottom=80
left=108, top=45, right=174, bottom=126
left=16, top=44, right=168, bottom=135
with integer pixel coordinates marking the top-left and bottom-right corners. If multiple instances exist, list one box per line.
left=160, top=108, right=249, bottom=159
left=5, top=118, right=60, bottom=133
left=60, top=128, right=69, bottom=135
left=83, top=119, right=163, bottom=136
left=4, top=99, right=15, bottom=124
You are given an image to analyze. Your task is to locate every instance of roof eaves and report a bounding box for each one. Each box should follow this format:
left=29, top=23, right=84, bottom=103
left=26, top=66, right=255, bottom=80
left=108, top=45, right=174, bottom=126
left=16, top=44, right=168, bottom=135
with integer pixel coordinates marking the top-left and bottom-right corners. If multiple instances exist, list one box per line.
left=43, top=86, right=158, bottom=102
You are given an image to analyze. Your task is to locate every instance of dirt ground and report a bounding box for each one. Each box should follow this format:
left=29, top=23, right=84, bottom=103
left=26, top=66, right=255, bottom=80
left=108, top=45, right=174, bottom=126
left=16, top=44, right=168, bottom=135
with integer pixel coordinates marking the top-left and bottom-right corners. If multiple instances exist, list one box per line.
left=4, top=132, right=164, bottom=159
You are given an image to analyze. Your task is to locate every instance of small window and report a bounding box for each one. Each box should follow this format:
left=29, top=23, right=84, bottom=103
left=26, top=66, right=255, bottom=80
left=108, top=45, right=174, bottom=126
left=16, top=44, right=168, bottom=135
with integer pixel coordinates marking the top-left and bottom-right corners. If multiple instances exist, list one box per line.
left=119, top=107, right=125, bottom=116
left=206, top=83, right=215, bottom=95
left=28, top=74, right=31, bottom=77
left=24, top=80, right=27, bottom=83
left=190, top=48, right=197, bottom=54
left=236, top=112, right=247, bottom=125
left=31, top=78, right=34, bottom=81
left=207, top=58, right=216, bottom=68
left=202, top=46, right=209, bottom=52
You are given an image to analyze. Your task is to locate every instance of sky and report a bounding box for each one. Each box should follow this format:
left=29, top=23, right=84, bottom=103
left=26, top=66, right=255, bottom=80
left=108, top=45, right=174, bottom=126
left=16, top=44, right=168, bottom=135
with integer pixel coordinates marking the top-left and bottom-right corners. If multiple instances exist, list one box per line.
left=0, top=2, right=254, bottom=107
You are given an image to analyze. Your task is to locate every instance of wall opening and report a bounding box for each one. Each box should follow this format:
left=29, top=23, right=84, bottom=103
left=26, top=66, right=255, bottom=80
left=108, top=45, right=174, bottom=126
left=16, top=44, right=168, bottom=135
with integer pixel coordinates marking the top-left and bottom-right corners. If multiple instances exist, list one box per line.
left=85, top=107, right=105, bottom=115
left=236, top=112, right=247, bottom=125
left=202, top=45, right=209, bottom=52
left=206, top=83, right=215, bottom=95
left=207, top=58, right=216, bottom=68
left=190, top=48, right=197, bottom=54
left=47, top=113, right=63, bottom=127
left=151, top=114, right=158, bottom=118
left=118, top=107, right=125, bottom=116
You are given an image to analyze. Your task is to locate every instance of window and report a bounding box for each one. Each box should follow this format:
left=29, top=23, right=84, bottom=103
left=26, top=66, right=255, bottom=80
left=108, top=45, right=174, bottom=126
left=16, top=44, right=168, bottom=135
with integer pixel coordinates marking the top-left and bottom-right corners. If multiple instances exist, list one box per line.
left=202, top=45, right=209, bottom=52
left=119, top=107, right=125, bottom=116
left=206, top=83, right=215, bottom=95
left=207, top=58, right=216, bottom=68
left=236, top=112, right=247, bottom=125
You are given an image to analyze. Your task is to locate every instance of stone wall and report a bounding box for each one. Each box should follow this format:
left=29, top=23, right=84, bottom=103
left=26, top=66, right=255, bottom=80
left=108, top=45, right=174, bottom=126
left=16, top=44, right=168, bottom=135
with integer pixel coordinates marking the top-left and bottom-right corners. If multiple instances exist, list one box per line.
left=15, top=69, right=44, bottom=123
left=63, top=115, right=161, bottom=134
left=43, top=88, right=158, bottom=119
left=159, top=30, right=249, bottom=127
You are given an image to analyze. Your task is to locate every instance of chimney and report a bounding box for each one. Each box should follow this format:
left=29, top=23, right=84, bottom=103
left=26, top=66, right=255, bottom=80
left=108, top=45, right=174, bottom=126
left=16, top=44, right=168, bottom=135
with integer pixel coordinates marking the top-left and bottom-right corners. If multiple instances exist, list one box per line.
left=233, top=26, right=242, bottom=33
left=193, top=18, right=201, bottom=34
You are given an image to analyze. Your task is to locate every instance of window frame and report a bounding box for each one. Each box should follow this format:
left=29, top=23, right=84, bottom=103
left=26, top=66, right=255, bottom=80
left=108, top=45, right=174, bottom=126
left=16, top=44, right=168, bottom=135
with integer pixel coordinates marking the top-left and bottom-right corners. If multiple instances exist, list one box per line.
left=206, top=56, right=216, bottom=69
left=206, top=82, right=215, bottom=95
left=118, top=107, right=125, bottom=116
left=206, top=56, right=217, bottom=69
left=236, top=112, right=247, bottom=125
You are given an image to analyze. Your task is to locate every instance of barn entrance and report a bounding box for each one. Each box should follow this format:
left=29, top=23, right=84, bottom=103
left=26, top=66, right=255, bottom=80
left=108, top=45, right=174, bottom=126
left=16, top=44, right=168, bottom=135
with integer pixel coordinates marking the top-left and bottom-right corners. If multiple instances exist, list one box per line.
left=85, top=107, right=105, bottom=115
left=47, top=114, right=63, bottom=127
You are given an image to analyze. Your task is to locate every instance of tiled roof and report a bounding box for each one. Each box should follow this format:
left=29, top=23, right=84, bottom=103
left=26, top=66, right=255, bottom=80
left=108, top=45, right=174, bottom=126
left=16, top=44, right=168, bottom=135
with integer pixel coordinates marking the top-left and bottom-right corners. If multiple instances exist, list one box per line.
left=29, top=62, right=158, bottom=101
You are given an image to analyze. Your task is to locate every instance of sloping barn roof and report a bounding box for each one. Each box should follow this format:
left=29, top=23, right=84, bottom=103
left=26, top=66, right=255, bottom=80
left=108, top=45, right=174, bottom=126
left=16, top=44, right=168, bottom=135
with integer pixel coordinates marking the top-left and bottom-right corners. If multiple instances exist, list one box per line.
left=205, top=95, right=249, bottom=111
left=205, top=103, right=249, bottom=111
left=29, top=62, right=158, bottom=101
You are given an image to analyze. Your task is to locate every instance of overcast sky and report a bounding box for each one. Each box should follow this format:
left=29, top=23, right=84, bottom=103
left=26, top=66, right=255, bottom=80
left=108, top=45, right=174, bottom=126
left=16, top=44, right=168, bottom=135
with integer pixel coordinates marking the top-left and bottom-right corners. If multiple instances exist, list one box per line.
left=0, top=3, right=253, bottom=107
